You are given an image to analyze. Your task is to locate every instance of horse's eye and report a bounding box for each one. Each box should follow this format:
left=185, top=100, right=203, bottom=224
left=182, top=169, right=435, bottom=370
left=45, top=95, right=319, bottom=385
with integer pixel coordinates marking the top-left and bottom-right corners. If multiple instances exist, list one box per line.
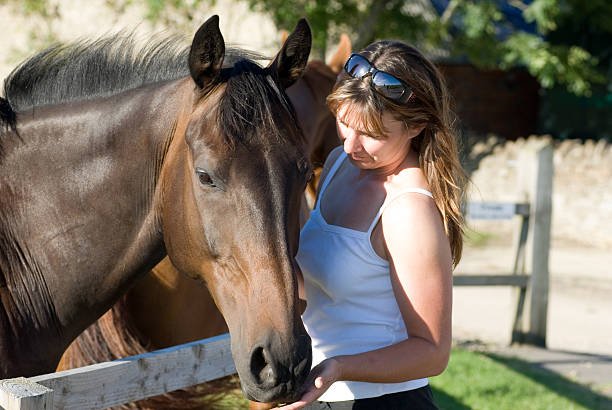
left=196, top=168, right=216, bottom=187
left=306, top=170, right=314, bottom=184
left=297, top=158, right=313, bottom=183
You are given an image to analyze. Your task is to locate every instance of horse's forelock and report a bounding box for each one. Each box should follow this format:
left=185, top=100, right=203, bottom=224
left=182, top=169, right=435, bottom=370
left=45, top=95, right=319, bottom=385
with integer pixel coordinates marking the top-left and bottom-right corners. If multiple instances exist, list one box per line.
left=0, top=98, right=16, bottom=133
left=215, top=59, right=302, bottom=149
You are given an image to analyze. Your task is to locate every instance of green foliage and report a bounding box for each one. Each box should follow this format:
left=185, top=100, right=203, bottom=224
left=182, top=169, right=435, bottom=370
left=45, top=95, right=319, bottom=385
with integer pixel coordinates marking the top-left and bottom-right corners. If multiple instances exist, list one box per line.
left=463, top=228, right=495, bottom=247
left=243, top=0, right=430, bottom=60
left=1, top=0, right=609, bottom=96
left=522, top=0, right=560, bottom=33
left=0, top=0, right=49, bottom=16
left=242, top=0, right=609, bottom=96
left=501, top=33, right=604, bottom=96
left=433, top=0, right=606, bottom=96
left=243, top=0, right=355, bottom=59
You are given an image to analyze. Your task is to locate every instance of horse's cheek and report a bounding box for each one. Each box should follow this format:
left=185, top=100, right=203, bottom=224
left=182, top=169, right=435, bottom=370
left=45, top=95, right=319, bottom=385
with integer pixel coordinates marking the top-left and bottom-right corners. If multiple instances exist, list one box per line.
left=161, top=173, right=198, bottom=272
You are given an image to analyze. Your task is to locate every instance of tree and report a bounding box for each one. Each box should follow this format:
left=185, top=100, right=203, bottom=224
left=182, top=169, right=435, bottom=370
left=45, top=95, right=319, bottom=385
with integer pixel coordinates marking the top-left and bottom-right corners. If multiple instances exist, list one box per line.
left=243, top=0, right=609, bottom=96
left=3, top=0, right=609, bottom=96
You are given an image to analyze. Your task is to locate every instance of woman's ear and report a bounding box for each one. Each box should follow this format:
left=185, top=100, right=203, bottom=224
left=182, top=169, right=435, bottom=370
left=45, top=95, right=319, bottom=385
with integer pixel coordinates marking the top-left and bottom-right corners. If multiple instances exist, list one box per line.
left=406, top=124, right=426, bottom=139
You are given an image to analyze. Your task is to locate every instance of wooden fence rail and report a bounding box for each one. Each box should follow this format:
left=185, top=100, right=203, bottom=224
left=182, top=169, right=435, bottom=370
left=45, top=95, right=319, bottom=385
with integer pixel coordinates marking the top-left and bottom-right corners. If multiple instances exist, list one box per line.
left=0, top=334, right=235, bottom=410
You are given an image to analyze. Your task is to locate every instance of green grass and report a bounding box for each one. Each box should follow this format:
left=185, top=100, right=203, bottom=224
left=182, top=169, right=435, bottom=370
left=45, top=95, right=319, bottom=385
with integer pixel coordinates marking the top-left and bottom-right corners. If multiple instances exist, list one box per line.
left=463, top=228, right=496, bottom=247
left=430, top=348, right=612, bottom=410
left=207, top=348, right=611, bottom=409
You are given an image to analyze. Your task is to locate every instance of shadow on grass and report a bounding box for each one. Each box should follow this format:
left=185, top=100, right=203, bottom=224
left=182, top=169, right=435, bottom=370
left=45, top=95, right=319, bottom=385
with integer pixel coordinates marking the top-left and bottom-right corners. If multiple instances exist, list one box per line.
left=431, top=386, right=472, bottom=410
left=484, top=352, right=612, bottom=410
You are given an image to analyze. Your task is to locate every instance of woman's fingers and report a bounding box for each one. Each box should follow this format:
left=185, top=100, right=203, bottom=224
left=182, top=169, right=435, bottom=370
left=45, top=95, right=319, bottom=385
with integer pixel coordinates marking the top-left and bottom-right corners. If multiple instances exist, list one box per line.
left=314, top=376, right=324, bottom=389
left=276, top=358, right=341, bottom=409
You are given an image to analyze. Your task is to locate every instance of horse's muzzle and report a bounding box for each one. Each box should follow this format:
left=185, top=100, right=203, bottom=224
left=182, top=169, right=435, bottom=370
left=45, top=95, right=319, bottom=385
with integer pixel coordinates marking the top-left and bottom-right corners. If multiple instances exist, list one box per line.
left=241, top=333, right=312, bottom=403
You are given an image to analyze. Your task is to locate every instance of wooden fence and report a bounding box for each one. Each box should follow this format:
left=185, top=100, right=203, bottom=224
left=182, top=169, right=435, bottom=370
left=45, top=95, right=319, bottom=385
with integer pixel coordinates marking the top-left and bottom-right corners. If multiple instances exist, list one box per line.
left=0, top=334, right=235, bottom=410
left=454, top=138, right=553, bottom=347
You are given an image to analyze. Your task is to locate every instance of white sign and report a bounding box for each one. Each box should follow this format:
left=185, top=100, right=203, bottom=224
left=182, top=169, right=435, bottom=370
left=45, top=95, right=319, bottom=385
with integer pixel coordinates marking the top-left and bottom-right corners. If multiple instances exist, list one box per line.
left=467, top=202, right=517, bottom=220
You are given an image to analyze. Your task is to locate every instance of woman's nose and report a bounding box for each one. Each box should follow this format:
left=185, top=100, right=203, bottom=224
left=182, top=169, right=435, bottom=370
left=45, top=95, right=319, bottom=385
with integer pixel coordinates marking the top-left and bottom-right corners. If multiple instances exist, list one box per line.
left=343, top=133, right=361, bottom=154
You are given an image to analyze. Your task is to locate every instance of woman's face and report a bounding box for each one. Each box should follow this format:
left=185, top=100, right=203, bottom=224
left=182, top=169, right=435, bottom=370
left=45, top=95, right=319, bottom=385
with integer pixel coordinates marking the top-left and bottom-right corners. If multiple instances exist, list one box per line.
left=336, top=105, right=418, bottom=171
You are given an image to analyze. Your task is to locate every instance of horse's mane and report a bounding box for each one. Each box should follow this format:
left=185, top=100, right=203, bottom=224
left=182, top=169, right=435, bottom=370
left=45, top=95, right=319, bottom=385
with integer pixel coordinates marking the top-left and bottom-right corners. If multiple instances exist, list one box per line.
left=0, top=31, right=300, bottom=147
left=3, top=32, right=268, bottom=112
left=3, top=33, right=191, bottom=114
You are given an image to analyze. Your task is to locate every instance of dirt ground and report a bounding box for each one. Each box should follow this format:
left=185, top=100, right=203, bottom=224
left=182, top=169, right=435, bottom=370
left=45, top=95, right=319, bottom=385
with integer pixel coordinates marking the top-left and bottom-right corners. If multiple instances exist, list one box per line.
left=453, top=242, right=612, bottom=355
left=452, top=241, right=612, bottom=396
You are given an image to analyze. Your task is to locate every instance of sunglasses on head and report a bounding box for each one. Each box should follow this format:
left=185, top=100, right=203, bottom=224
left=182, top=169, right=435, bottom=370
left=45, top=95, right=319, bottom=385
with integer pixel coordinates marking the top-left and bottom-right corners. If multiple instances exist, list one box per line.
left=343, top=53, right=413, bottom=103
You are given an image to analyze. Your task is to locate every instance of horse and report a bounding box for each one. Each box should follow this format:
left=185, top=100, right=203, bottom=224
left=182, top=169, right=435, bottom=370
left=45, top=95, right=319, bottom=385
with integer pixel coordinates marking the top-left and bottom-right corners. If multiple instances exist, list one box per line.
left=56, top=35, right=352, bottom=409
left=0, top=15, right=315, bottom=404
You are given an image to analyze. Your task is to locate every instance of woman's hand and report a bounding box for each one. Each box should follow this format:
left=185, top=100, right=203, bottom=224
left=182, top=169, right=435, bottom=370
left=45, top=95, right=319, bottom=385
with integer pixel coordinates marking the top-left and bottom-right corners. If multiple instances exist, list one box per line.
left=276, top=358, right=342, bottom=409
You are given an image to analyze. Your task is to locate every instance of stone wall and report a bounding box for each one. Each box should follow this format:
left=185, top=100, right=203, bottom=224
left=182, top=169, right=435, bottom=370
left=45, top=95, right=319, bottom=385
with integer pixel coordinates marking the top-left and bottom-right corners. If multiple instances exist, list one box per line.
left=466, top=135, right=612, bottom=249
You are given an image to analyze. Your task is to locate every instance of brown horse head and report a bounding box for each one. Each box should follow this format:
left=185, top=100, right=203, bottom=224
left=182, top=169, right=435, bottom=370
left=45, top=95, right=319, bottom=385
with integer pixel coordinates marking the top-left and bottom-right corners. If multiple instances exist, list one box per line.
left=158, top=16, right=313, bottom=403
left=0, top=14, right=312, bottom=404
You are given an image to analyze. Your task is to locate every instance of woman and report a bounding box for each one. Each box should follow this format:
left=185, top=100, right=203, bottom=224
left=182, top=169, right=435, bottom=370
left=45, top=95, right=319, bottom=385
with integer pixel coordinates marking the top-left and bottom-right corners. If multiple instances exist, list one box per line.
left=279, top=40, right=467, bottom=409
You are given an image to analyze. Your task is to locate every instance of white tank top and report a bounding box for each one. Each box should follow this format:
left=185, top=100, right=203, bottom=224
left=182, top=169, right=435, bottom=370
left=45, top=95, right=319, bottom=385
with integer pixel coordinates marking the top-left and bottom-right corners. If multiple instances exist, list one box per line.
left=297, top=152, right=432, bottom=401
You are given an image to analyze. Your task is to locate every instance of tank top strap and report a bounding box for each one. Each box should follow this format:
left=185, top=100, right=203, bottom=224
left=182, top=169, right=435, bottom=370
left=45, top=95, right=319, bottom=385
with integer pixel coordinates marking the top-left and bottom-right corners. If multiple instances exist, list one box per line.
left=315, top=151, right=347, bottom=211
left=367, top=188, right=434, bottom=234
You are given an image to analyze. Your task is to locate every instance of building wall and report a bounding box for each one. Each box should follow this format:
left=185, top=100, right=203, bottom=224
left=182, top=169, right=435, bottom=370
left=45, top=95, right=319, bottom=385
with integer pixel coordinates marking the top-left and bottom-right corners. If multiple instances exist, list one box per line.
left=438, top=63, right=541, bottom=140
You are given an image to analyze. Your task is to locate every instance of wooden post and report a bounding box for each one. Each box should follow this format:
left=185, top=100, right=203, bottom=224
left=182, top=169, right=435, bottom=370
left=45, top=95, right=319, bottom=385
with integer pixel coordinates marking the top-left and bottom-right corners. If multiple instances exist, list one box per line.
left=0, top=377, right=53, bottom=410
left=510, top=207, right=530, bottom=344
left=513, top=138, right=553, bottom=346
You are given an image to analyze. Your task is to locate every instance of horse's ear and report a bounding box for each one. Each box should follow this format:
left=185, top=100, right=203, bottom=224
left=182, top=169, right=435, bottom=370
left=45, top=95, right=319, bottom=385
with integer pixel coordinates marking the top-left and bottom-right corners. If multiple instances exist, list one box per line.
left=327, top=33, right=352, bottom=74
left=189, top=15, right=225, bottom=88
left=268, top=18, right=311, bottom=89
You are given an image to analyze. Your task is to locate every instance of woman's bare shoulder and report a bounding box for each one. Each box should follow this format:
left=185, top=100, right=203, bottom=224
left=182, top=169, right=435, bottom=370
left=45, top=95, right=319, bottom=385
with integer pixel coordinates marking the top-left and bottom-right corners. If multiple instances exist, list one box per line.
left=382, top=165, right=440, bottom=234
left=385, top=164, right=431, bottom=197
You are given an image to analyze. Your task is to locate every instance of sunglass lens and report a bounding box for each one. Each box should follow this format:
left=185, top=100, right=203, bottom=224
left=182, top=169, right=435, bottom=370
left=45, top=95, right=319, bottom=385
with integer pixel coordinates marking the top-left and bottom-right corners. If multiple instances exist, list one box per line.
left=373, top=72, right=406, bottom=100
left=345, top=55, right=371, bottom=79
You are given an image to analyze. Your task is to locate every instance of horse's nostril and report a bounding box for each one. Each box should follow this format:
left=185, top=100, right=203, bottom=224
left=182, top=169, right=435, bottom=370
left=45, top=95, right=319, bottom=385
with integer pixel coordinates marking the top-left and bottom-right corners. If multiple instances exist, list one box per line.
left=250, top=346, right=277, bottom=387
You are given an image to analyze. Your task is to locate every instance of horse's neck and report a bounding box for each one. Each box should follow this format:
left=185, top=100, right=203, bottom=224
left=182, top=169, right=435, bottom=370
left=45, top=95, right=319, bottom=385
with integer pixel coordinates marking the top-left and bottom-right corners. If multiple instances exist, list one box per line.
left=293, top=62, right=337, bottom=161
left=304, top=61, right=336, bottom=104
left=0, top=79, right=189, bottom=371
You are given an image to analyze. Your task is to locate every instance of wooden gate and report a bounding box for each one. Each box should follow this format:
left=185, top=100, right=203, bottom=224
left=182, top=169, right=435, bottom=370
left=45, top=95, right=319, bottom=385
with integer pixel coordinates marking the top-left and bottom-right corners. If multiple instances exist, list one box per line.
left=454, top=138, right=553, bottom=346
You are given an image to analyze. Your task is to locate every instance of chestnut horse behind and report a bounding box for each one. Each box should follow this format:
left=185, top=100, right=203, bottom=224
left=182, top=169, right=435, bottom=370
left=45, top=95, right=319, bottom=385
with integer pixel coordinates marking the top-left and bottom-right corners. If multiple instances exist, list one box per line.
left=0, top=15, right=315, bottom=404
left=58, top=36, right=352, bottom=409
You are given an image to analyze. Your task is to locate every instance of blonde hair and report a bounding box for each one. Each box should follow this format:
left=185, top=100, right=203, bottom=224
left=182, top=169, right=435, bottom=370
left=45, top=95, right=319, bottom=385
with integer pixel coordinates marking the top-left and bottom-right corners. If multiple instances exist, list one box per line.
left=327, top=40, right=467, bottom=265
